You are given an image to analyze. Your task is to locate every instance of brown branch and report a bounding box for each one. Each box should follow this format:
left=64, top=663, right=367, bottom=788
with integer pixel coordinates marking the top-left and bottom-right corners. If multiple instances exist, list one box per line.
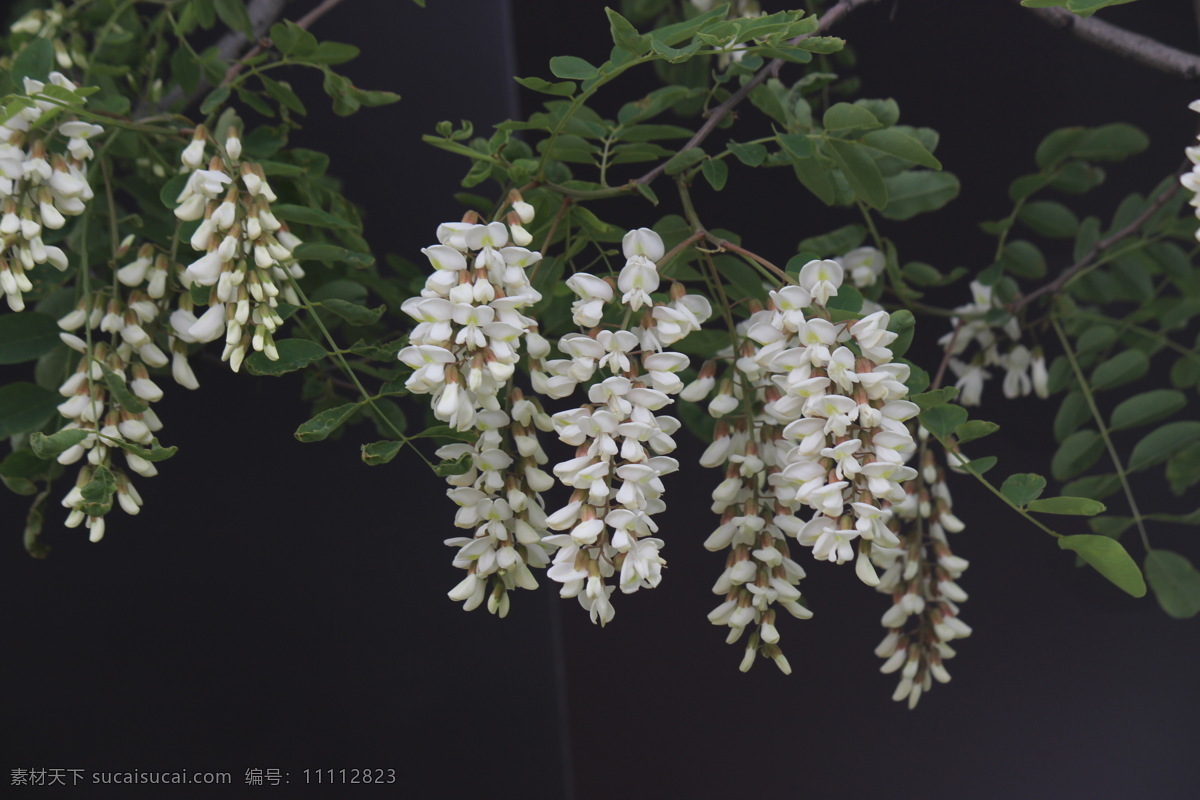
left=1026, top=5, right=1200, bottom=79
left=931, top=318, right=965, bottom=392
left=1012, top=176, right=1182, bottom=313
left=635, top=0, right=885, bottom=187
left=222, top=0, right=352, bottom=86
left=147, top=0, right=287, bottom=115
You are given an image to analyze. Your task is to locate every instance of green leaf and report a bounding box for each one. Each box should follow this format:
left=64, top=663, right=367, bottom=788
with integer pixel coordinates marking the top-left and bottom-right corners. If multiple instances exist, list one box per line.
left=778, top=133, right=813, bottom=161
left=1035, top=127, right=1088, bottom=169
left=0, top=382, right=60, bottom=438
left=797, top=225, right=866, bottom=258
left=879, top=171, right=959, bottom=220
left=963, top=455, right=998, bottom=475
left=101, top=365, right=148, bottom=414
left=1052, top=429, right=1104, bottom=480
left=727, top=140, right=767, bottom=167
left=260, top=75, right=306, bottom=114
left=1128, top=421, right=1200, bottom=472
left=1075, top=122, right=1149, bottom=161
left=822, top=102, right=880, bottom=131
left=244, top=338, right=327, bottom=376
left=292, top=242, right=374, bottom=267
left=200, top=84, right=230, bottom=115
left=295, top=402, right=361, bottom=443
left=826, top=285, right=863, bottom=314
left=1001, top=473, right=1047, bottom=507
left=859, top=129, right=941, bottom=169
left=665, top=146, right=705, bottom=176
left=272, top=204, right=355, bottom=230
left=29, top=428, right=89, bottom=459
left=318, top=298, right=384, bottom=326
left=827, top=139, right=887, bottom=208
left=700, top=157, right=728, bottom=191
left=911, top=386, right=958, bottom=410
left=214, top=0, right=254, bottom=37
left=1063, top=473, right=1122, bottom=501
left=12, top=37, right=54, bottom=84
left=886, top=309, right=915, bottom=358
left=434, top=453, right=473, bottom=477
left=793, top=36, right=843, bottom=54
left=513, top=76, right=575, bottom=97
left=790, top=154, right=837, bottom=205
left=79, top=464, right=116, bottom=516
left=1088, top=516, right=1133, bottom=537
left=549, top=55, right=598, bottom=80
left=270, top=20, right=318, bottom=57
left=1018, top=201, right=1079, bottom=238
left=1089, top=350, right=1149, bottom=392
left=920, top=404, right=968, bottom=440
left=607, top=8, right=651, bottom=55
left=998, top=240, right=1046, bottom=279
left=1166, top=441, right=1200, bottom=496
left=955, top=420, right=999, bottom=444
left=1109, top=390, right=1187, bottom=431
left=1058, top=535, right=1146, bottom=597
left=361, top=440, right=402, bottom=466
left=1026, top=496, right=1106, bottom=515
left=0, top=312, right=62, bottom=364
left=1145, top=550, right=1200, bottom=618
left=307, top=41, right=361, bottom=66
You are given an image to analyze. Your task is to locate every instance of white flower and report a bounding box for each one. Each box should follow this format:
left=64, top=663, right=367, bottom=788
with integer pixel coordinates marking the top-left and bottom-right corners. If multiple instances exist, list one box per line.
left=797, top=259, right=843, bottom=306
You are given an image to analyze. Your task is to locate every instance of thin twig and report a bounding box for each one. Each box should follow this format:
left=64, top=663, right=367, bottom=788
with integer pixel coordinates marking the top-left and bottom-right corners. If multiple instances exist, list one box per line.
left=148, top=0, right=287, bottom=115
left=1013, top=177, right=1182, bottom=313
left=634, top=0, right=884, bottom=187
left=1026, top=4, right=1200, bottom=79
left=222, top=0, right=352, bottom=86
left=931, top=318, right=965, bottom=392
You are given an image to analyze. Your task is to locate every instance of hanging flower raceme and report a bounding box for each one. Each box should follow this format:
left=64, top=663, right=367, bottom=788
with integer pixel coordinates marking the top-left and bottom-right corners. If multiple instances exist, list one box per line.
left=53, top=241, right=191, bottom=541
left=0, top=72, right=101, bottom=312
left=690, top=256, right=921, bottom=671
left=174, top=125, right=304, bottom=371
left=939, top=281, right=1048, bottom=405
left=870, top=427, right=971, bottom=708
left=538, top=228, right=700, bottom=626
left=402, top=199, right=554, bottom=616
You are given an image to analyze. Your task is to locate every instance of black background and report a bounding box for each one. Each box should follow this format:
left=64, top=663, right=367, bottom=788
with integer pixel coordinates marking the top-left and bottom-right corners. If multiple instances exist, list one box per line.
left=3, top=1, right=1199, bottom=798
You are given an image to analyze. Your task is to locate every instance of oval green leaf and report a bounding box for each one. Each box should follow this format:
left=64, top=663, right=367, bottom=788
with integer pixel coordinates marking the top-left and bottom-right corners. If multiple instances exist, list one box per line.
left=1058, top=534, right=1146, bottom=597
left=0, top=313, right=61, bottom=365
left=1026, top=496, right=1106, bottom=516
left=1145, top=549, right=1200, bottom=619
left=1109, top=389, right=1187, bottom=431
left=1000, top=473, right=1047, bottom=507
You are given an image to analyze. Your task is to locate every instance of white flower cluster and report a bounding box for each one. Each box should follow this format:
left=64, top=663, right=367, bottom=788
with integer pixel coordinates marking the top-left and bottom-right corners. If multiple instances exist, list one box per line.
left=1180, top=99, right=1200, bottom=237
left=0, top=72, right=102, bottom=311
left=54, top=241, right=197, bottom=541
left=838, top=246, right=886, bottom=290
left=941, top=281, right=1048, bottom=405
left=693, top=258, right=920, bottom=671
left=439, top=389, right=555, bottom=617
left=400, top=212, right=542, bottom=430
left=174, top=125, right=304, bottom=371
left=401, top=202, right=553, bottom=616
left=871, top=428, right=971, bottom=709
left=539, top=229, right=710, bottom=626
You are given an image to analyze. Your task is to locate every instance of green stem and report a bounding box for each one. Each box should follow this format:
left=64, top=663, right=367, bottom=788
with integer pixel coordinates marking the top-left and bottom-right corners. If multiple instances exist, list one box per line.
left=1051, top=315, right=1151, bottom=552
left=287, top=279, right=433, bottom=469
left=928, top=430, right=1061, bottom=539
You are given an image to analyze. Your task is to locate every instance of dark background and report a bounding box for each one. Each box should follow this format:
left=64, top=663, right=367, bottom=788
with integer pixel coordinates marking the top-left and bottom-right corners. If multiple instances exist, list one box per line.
left=3, top=1, right=1199, bottom=798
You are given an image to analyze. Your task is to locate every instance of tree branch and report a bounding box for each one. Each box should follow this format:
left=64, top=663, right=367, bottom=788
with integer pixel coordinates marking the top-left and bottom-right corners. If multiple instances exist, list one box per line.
left=148, top=0, right=288, bottom=116
left=1012, top=175, right=1182, bottom=313
left=1026, top=5, right=1200, bottom=79
left=222, top=0, right=351, bottom=86
left=635, top=0, right=885, bottom=187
